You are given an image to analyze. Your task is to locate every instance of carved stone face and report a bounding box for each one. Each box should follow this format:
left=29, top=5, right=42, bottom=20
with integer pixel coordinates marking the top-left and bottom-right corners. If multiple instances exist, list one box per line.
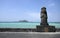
left=41, top=9, right=46, bottom=13
left=41, top=7, right=46, bottom=13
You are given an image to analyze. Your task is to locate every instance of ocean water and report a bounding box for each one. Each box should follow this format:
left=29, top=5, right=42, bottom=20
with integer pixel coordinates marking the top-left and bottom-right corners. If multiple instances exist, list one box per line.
left=0, top=22, right=60, bottom=28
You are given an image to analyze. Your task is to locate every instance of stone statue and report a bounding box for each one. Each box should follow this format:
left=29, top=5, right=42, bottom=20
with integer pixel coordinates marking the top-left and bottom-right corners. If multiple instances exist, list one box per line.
left=40, top=7, right=49, bottom=26
left=36, top=7, right=56, bottom=32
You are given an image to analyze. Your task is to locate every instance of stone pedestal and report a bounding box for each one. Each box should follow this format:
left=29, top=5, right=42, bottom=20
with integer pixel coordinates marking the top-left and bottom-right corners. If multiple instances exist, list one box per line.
left=36, top=25, right=56, bottom=32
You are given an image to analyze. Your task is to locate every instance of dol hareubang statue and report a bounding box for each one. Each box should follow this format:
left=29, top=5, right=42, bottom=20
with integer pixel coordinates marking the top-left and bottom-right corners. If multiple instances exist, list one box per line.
left=36, top=7, right=56, bottom=32
left=40, top=7, right=49, bottom=26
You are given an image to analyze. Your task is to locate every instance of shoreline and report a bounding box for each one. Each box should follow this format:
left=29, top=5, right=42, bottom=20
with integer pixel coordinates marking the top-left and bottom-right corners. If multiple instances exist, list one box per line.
left=0, top=28, right=60, bottom=32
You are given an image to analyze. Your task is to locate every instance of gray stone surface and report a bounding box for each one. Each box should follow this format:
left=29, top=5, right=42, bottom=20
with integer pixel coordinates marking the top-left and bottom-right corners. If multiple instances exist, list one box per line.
left=40, top=7, right=48, bottom=26
left=0, top=32, right=60, bottom=38
left=36, top=25, right=56, bottom=32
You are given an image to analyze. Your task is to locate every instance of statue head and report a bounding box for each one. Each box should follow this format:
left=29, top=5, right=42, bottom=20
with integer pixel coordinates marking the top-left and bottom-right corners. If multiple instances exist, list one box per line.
left=41, top=7, right=46, bottom=9
left=41, top=7, right=47, bottom=14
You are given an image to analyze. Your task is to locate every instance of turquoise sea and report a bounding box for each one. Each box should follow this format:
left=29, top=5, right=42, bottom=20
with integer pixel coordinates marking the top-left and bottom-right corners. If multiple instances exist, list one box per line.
left=0, top=22, right=60, bottom=28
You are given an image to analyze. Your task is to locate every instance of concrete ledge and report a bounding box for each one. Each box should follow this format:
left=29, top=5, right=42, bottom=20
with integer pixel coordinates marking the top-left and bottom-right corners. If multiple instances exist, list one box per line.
left=0, top=28, right=60, bottom=32
left=0, top=28, right=36, bottom=32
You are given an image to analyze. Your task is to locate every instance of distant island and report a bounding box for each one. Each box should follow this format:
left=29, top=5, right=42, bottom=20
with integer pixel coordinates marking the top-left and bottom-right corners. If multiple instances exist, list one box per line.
left=19, top=20, right=28, bottom=22
left=0, top=20, right=29, bottom=23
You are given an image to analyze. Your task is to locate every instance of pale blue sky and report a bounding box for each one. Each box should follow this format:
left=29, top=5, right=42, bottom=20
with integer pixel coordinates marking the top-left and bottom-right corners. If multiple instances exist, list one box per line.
left=0, top=0, right=60, bottom=22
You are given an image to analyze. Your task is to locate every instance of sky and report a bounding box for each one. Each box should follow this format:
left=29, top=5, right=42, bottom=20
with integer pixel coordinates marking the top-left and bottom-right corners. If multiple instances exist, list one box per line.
left=0, top=0, right=60, bottom=22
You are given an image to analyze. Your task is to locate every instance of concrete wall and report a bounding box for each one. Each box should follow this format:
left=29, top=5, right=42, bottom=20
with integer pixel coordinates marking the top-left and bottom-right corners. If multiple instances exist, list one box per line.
left=0, top=28, right=36, bottom=32
left=0, top=28, right=60, bottom=32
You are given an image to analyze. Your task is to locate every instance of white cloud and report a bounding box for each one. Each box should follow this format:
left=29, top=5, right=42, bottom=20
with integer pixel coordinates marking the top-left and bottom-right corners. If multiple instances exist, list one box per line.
left=28, top=13, right=40, bottom=18
left=47, top=11, right=60, bottom=22
left=48, top=3, right=55, bottom=7
left=26, top=12, right=40, bottom=22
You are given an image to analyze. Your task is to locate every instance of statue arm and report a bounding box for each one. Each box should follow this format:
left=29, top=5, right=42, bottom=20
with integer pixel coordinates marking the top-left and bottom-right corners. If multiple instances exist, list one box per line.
left=41, top=13, right=48, bottom=19
left=40, top=13, right=44, bottom=18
